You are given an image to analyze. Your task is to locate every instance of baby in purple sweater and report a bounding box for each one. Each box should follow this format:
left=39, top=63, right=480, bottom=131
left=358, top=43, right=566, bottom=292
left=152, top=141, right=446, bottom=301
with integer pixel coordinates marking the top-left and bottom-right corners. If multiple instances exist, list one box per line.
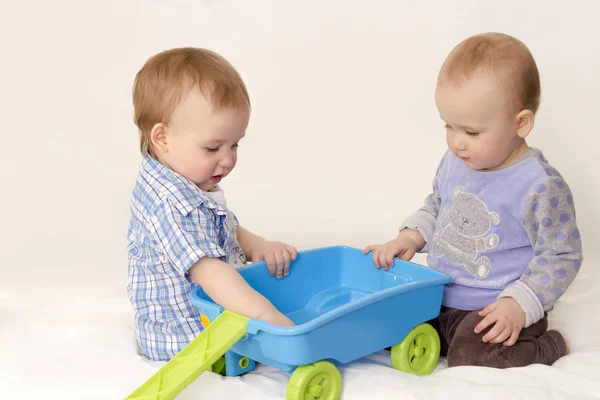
left=366, top=33, right=582, bottom=368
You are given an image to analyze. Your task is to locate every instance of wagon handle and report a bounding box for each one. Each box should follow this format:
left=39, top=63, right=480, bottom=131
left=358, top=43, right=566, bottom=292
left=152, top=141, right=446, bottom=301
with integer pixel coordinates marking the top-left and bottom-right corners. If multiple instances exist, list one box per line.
left=125, top=310, right=249, bottom=400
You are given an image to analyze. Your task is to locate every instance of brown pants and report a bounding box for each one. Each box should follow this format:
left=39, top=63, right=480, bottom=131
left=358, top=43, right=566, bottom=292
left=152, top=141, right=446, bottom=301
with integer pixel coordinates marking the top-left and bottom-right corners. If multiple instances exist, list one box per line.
left=428, top=307, right=568, bottom=368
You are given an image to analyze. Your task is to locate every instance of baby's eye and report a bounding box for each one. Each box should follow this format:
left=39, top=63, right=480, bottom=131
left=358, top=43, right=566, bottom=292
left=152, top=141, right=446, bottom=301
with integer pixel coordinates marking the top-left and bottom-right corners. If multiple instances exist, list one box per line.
left=232, top=143, right=239, bottom=150
left=465, top=130, right=480, bottom=136
left=444, top=124, right=452, bottom=130
left=205, top=147, right=219, bottom=152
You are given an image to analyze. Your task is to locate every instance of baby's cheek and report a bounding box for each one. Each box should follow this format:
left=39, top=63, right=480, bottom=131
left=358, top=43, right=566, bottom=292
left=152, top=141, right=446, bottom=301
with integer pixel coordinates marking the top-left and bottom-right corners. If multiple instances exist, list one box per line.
left=480, top=147, right=505, bottom=167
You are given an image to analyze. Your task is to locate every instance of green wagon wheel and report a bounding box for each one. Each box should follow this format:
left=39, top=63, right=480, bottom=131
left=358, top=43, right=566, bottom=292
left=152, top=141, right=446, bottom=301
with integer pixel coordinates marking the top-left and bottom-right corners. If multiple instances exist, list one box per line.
left=287, top=361, right=342, bottom=400
left=391, top=323, right=440, bottom=375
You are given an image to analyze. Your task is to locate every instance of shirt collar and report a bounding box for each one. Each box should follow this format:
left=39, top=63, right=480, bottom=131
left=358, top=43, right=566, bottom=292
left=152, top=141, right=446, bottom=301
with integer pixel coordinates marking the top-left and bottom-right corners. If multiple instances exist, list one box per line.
left=140, top=157, right=222, bottom=216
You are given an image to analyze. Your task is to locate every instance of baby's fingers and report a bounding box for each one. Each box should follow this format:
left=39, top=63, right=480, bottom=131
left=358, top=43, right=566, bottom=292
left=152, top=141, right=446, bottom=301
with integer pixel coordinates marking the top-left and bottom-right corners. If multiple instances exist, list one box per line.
left=478, top=301, right=498, bottom=317
left=363, top=245, right=378, bottom=254
left=503, top=329, right=520, bottom=347
left=482, top=320, right=505, bottom=343
left=381, top=249, right=397, bottom=269
left=282, top=250, right=291, bottom=277
left=286, top=245, right=298, bottom=261
left=399, top=248, right=416, bottom=261
left=365, top=246, right=382, bottom=269
left=263, top=252, right=277, bottom=275
left=372, top=249, right=383, bottom=269
left=274, top=251, right=285, bottom=279
left=475, top=313, right=498, bottom=334
left=378, top=248, right=396, bottom=270
left=490, top=325, right=512, bottom=344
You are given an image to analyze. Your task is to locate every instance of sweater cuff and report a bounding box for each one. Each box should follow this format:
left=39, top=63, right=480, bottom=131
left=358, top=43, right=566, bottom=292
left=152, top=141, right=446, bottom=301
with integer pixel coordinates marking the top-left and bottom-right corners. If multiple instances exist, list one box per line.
left=498, top=281, right=544, bottom=328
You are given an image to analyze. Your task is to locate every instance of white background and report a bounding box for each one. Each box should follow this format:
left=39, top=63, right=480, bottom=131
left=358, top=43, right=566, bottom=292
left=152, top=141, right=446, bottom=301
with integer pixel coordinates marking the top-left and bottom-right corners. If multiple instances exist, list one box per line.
left=1, top=1, right=599, bottom=399
left=1, top=0, right=598, bottom=287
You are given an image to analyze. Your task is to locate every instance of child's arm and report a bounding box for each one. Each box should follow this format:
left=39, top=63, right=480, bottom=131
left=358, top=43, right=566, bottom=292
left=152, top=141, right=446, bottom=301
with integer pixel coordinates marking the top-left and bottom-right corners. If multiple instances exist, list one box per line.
left=476, top=176, right=583, bottom=346
left=237, top=226, right=297, bottom=279
left=152, top=199, right=294, bottom=326
left=189, top=256, right=294, bottom=326
left=397, top=153, right=447, bottom=251
left=505, top=175, right=582, bottom=323
left=364, top=151, right=448, bottom=267
left=364, top=229, right=426, bottom=269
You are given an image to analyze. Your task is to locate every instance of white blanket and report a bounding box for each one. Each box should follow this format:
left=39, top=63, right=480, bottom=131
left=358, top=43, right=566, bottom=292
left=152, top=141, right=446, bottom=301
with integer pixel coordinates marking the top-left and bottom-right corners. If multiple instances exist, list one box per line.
left=3, top=269, right=599, bottom=400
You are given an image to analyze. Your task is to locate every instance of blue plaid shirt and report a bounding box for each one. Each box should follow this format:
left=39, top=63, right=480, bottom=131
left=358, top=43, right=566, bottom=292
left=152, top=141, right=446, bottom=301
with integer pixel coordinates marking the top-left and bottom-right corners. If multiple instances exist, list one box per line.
left=127, top=157, right=246, bottom=361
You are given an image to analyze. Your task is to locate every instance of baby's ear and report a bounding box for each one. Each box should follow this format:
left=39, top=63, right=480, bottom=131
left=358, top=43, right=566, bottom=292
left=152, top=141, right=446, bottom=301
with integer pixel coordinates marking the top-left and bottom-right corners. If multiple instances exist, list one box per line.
left=453, top=186, right=464, bottom=196
left=516, top=109, right=535, bottom=139
left=151, top=123, right=169, bottom=153
left=489, top=212, right=500, bottom=225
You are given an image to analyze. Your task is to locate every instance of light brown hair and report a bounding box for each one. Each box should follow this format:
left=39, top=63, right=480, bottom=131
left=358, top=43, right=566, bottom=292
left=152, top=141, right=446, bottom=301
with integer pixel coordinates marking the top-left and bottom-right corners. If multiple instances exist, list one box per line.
left=133, top=47, right=251, bottom=158
left=438, top=33, right=541, bottom=113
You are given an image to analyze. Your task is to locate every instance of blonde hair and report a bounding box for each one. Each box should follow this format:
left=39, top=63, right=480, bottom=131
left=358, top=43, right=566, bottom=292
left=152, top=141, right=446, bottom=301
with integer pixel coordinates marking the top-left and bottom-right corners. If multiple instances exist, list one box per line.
left=438, top=32, right=541, bottom=113
left=133, top=47, right=251, bottom=158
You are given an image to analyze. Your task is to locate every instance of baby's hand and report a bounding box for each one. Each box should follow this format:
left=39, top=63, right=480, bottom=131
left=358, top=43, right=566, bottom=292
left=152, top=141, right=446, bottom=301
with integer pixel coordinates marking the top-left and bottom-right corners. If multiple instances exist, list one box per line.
left=250, top=240, right=297, bottom=279
left=364, top=235, right=419, bottom=270
left=475, top=297, right=525, bottom=346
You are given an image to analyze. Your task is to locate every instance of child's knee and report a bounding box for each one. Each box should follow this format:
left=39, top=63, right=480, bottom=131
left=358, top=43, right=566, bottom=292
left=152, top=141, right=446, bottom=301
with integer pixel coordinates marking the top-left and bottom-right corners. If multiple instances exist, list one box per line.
left=447, top=335, right=505, bottom=367
left=446, top=311, right=490, bottom=367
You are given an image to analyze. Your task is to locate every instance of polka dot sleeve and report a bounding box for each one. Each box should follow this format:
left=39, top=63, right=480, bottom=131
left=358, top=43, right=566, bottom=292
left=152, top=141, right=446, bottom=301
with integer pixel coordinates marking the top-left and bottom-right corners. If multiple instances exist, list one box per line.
left=512, top=176, right=583, bottom=321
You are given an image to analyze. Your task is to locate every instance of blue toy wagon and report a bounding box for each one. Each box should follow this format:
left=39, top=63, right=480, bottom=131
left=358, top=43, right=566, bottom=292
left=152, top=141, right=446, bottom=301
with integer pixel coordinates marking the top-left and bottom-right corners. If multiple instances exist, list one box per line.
left=126, top=246, right=451, bottom=400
